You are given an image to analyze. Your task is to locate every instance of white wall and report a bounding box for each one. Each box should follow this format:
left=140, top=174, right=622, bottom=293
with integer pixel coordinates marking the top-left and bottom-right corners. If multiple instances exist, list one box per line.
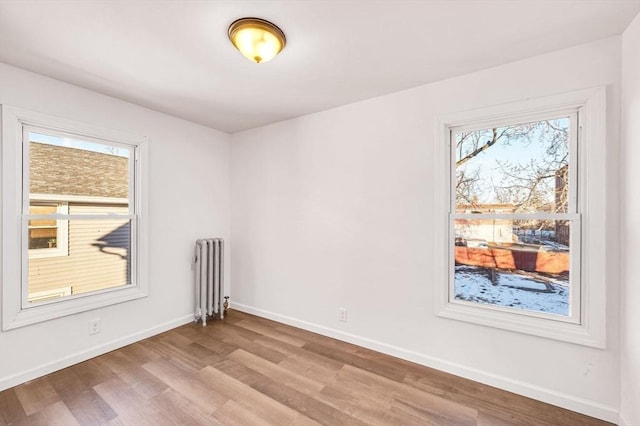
left=231, top=38, right=621, bottom=421
left=0, top=63, right=231, bottom=389
left=620, top=13, right=640, bottom=426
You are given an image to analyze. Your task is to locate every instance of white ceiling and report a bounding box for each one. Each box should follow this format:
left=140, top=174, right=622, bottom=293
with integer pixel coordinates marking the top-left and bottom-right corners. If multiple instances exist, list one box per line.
left=1, top=1, right=639, bottom=134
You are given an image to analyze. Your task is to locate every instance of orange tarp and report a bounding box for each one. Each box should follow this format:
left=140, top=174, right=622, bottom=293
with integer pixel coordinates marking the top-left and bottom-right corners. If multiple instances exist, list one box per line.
left=455, top=247, right=569, bottom=274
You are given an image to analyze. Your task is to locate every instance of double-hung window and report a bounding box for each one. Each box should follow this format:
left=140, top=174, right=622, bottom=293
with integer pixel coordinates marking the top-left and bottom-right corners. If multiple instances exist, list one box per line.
left=435, top=88, right=606, bottom=347
left=2, top=106, right=149, bottom=329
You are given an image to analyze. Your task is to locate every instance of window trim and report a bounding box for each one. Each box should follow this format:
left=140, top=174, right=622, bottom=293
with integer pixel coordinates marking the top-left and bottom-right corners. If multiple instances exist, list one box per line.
left=434, top=87, right=606, bottom=348
left=1, top=105, right=149, bottom=330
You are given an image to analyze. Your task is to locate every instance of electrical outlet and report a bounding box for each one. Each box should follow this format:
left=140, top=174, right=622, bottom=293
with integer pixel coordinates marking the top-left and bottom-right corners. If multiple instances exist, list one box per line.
left=89, top=318, right=101, bottom=335
left=339, top=308, right=348, bottom=322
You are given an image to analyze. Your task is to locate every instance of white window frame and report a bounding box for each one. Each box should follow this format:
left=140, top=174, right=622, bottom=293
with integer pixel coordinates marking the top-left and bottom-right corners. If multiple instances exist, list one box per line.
left=1, top=105, right=149, bottom=330
left=434, top=87, right=606, bottom=348
left=27, top=201, right=69, bottom=259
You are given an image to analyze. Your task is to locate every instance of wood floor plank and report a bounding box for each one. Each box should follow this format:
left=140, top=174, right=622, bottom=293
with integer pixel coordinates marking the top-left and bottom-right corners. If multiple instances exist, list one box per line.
left=46, top=366, right=118, bottom=425
left=404, top=371, right=605, bottom=426
left=218, top=321, right=264, bottom=341
left=212, top=357, right=268, bottom=387
left=235, top=319, right=309, bottom=347
left=118, top=368, right=169, bottom=400
left=149, top=389, right=223, bottom=426
left=142, top=358, right=228, bottom=415
left=118, top=341, right=164, bottom=365
left=217, top=328, right=289, bottom=364
left=391, top=396, right=476, bottom=426
left=61, top=388, right=118, bottom=425
left=310, top=362, right=474, bottom=426
left=201, top=365, right=307, bottom=425
left=101, top=416, right=129, bottom=426
left=16, top=400, right=80, bottom=426
left=213, top=355, right=368, bottom=426
left=1, top=311, right=613, bottom=426
left=94, top=349, right=139, bottom=374
left=143, top=335, right=224, bottom=370
left=93, top=376, right=167, bottom=425
left=302, top=340, right=407, bottom=382
left=254, top=334, right=305, bottom=357
left=0, top=389, right=27, bottom=425
left=274, top=322, right=363, bottom=354
left=70, top=358, right=116, bottom=388
left=333, top=364, right=478, bottom=425
left=247, top=374, right=370, bottom=426
left=229, top=349, right=326, bottom=395
left=354, top=344, right=443, bottom=379
left=477, top=410, right=522, bottom=426
left=213, top=399, right=279, bottom=426
left=93, top=354, right=168, bottom=400
left=193, top=333, right=239, bottom=357
left=171, top=322, right=208, bottom=342
left=290, top=412, right=324, bottom=426
left=278, top=348, right=344, bottom=384
left=13, top=377, right=60, bottom=416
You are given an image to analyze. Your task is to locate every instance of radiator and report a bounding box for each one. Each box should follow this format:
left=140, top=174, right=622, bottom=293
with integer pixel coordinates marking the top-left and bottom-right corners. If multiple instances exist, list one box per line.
left=194, top=238, right=225, bottom=326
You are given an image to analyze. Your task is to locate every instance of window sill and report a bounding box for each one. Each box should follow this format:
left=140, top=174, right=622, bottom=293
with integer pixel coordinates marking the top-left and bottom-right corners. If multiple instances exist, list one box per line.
left=437, top=301, right=605, bottom=348
left=3, top=285, right=148, bottom=330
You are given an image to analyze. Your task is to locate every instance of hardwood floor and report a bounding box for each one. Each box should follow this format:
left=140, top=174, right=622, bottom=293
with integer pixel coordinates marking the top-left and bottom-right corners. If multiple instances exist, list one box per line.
left=0, top=311, right=612, bottom=426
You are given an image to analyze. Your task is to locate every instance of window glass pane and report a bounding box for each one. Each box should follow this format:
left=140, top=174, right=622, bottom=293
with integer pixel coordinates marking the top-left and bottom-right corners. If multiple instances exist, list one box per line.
left=454, top=118, right=570, bottom=214
left=453, top=218, right=571, bottom=316
left=29, top=204, right=57, bottom=217
left=28, top=204, right=58, bottom=249
left=28, top=218, right=131, bottom=302
left=29, top=228, right=57, bottom=249
left=29, top=131, right=130, bottom=205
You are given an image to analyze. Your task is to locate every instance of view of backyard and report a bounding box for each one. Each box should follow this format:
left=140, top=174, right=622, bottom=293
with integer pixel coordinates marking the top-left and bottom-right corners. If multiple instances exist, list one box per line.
left=452, top=116, right=574, bottom=317
left=454, top=265, right=569, bottom=316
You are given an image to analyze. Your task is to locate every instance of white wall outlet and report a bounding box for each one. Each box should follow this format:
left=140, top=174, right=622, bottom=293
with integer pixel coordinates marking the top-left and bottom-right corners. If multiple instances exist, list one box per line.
left=339, top=308, right=348, bottom=322
left=89, top=318, right=101, bottom=335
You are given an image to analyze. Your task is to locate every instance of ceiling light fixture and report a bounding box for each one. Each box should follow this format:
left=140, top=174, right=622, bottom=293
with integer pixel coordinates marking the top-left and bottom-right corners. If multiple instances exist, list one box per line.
left=228, top=17, right=286, bottom=64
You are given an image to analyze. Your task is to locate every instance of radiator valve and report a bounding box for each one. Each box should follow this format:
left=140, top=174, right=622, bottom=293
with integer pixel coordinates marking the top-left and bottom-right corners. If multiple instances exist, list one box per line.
left=223, top=296, right=229, bottom=315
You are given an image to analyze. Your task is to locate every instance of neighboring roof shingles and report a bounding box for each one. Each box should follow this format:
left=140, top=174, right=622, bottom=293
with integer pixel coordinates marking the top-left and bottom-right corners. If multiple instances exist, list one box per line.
left=29, top=142, right=128, bottom=198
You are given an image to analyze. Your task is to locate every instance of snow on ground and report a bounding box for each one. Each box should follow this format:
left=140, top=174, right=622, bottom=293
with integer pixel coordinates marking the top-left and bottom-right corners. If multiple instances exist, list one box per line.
left=454, top=265, right=569, bottom=316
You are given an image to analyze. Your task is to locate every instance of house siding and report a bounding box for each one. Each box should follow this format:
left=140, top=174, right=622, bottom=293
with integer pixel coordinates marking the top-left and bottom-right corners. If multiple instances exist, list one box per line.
left=28, top=205, right=130, bottom=297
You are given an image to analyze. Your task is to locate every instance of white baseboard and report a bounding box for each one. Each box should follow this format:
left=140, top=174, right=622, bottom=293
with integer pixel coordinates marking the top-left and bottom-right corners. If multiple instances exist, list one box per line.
left=232, top=302, right=619, bottom=423
left=0, top=314, right=194, bottom=392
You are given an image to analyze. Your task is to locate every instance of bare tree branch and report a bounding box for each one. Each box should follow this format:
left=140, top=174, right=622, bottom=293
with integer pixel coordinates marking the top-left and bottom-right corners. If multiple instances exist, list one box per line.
left=457, top=128, right=498, bottom=167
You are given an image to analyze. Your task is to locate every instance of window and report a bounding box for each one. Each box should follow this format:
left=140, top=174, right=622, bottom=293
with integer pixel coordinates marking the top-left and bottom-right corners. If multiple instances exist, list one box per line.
left=435, top=88, right=606, bottom=347
left=2, top=106, right=149, bottom=330
left=28, top=202, right=69, bottom=258
left=452, top=114, right=579, bottom=322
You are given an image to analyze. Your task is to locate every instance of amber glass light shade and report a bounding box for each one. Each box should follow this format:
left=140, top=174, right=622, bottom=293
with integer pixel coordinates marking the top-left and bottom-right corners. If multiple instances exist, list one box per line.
left=228, top=18, right=286, bottom=63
